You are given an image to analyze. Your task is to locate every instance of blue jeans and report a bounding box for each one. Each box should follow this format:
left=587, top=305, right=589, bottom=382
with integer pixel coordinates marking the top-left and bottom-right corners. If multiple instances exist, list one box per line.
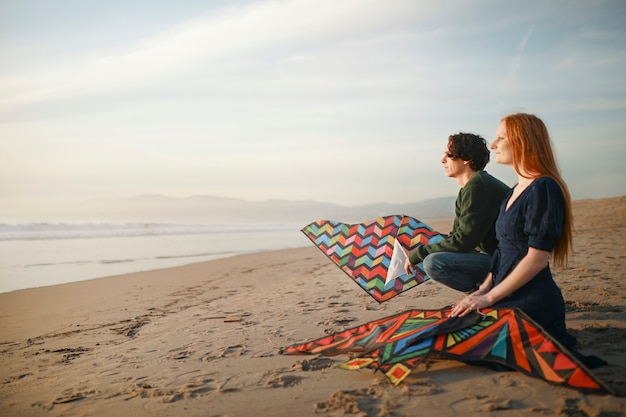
left=422, top=251, right=492, bottom=293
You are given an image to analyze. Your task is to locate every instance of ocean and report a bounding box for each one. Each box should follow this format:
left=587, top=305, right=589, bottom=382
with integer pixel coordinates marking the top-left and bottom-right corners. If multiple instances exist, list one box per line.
left=0, top=222, right=309, bottom=294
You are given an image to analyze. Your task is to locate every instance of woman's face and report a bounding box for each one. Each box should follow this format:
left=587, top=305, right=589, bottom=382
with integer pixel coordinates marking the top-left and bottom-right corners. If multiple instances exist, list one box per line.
left=491, top=120, right=512, bottom=165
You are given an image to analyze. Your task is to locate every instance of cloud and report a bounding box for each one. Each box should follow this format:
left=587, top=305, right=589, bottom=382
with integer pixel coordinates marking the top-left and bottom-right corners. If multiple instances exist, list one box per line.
left=0, top=1, right=425, bottom=110
left=0, top=0, right=624, bottom=207
left=505, top=23, right=535, bottom=84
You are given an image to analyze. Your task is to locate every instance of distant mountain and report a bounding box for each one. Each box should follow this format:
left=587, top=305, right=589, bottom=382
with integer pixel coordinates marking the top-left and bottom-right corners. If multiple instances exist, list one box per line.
left=0, top=194, right=457, bottom=225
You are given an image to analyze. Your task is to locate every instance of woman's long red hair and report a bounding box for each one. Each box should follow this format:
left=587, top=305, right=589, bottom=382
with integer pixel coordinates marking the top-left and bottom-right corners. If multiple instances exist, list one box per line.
left=503, top=113, right=573, bottom=268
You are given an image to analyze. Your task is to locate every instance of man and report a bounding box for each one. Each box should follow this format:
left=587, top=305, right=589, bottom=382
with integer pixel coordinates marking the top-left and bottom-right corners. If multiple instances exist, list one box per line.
left=404, top=132, right=510, bottom=292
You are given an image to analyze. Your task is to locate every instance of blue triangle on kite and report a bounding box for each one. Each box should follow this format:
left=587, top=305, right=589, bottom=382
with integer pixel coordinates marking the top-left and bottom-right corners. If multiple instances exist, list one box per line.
left=491, top=322, right=509, bottom=359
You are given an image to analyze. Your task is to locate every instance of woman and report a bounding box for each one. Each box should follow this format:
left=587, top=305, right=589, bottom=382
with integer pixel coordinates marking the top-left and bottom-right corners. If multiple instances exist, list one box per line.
left=450, top=113, right=576, bottom=348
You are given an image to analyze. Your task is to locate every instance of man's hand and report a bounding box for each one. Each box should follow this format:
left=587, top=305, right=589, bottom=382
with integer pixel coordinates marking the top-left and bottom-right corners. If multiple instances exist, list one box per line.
left=404, top=259, right=414, bottom=275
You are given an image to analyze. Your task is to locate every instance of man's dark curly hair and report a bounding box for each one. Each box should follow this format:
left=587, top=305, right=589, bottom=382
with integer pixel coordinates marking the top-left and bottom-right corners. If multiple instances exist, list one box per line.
left=447, top=132, right=490, bottom=171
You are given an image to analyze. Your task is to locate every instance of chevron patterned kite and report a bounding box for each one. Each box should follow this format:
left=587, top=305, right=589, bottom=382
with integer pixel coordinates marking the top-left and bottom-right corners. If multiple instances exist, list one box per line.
left=301, top=215, right=444, bottom=303
left=281, top=307, right=614, bottom=394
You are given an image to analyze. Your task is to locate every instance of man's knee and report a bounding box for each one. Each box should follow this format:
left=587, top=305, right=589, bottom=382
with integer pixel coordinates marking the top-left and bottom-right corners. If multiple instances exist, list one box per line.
left=422, top=253, right=444, bottom=278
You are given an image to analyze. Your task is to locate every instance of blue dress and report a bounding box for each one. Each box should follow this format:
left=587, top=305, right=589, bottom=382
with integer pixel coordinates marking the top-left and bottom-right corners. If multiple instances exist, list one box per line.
left=490, top=177, right=576, bottom=347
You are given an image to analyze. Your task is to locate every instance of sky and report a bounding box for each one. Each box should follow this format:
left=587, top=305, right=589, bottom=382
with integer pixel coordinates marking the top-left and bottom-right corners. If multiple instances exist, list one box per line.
left=1, top=0, right=625, bottom=211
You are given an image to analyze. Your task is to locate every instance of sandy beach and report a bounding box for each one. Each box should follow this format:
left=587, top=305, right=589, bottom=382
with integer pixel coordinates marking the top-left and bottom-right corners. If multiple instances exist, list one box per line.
left=1, top=196, right=625, bottom=417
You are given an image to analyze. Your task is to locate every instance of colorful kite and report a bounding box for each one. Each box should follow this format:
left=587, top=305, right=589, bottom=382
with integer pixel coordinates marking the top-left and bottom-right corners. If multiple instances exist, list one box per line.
left=301, top=215, right=444, bottom=303
left=281, top=307, right=614, bottom=394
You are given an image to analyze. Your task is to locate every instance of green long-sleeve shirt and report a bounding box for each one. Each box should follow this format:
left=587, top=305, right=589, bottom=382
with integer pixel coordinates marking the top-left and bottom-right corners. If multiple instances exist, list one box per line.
left=408, top=170, right=510, bottom=264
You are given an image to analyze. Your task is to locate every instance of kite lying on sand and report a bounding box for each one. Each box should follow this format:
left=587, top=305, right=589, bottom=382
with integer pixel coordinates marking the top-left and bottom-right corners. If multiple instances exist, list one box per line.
left=301, top=215, right=444, bottom=303
left=281, top=307, right=614, bottom=394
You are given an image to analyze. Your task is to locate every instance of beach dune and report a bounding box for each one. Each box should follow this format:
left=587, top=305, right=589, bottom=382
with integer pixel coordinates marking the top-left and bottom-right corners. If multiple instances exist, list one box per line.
left=1, top=196, right=625, bottom=416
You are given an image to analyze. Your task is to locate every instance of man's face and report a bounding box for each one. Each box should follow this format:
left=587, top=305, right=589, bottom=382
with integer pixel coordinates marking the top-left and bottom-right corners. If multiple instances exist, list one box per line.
left=441, top=147, right=466, bottom=179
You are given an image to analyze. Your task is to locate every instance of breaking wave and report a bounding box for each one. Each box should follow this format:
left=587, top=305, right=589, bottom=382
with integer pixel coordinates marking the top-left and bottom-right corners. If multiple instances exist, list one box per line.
left=0, top=222, right=299, bottom=241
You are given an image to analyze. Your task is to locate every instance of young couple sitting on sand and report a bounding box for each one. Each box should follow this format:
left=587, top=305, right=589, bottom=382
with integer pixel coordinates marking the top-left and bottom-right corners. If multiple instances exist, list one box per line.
left=404, top=113, right=581, bottom=353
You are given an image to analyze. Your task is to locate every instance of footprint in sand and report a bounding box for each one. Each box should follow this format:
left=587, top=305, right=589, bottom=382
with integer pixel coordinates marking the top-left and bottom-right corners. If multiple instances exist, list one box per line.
left=263, top=374, right=302, bottom=388
left=124, top=375, right=219, bottom=402
left=35, top=388, right=98, bottom=411
left=451, top=394, right=515, bottom=413
left=315, top=384, right=390, bottom=415
left=221, top=344, right=245, bottom=358
left=3, top=373, right=32, bottom=384
left=166, top=350, right=193, bottom=360
left=53, top=390, right=96, bottom=405
left=291, top=357, right=334, bottom=371
left=201, top=344, right=246, bottom=362
left=320, top=316, right=358, bottom=326
left=399, top=379, right=443, bottom=396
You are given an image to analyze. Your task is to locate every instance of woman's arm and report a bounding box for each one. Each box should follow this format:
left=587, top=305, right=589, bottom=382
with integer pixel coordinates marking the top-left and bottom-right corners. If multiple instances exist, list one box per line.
left=450, top=247, right=550, bottom=317
left=484, top=247, right=549, bottom=302
left=472, top=272, right=494, bottom=295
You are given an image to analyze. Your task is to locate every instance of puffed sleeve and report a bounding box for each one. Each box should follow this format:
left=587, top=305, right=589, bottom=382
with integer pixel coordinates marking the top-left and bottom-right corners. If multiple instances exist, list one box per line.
left=523, top=177, right=565, bottom=252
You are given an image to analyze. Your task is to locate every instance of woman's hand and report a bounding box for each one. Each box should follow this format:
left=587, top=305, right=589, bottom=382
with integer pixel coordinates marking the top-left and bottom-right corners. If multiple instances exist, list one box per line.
left=450, top=293, right=492, bottom=318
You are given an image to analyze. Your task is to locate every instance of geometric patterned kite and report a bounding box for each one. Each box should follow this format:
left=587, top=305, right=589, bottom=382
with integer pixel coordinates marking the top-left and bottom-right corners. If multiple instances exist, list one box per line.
left=281, top=307, right=614, bottom=394
left=301, top=215, right=444, bottom=303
